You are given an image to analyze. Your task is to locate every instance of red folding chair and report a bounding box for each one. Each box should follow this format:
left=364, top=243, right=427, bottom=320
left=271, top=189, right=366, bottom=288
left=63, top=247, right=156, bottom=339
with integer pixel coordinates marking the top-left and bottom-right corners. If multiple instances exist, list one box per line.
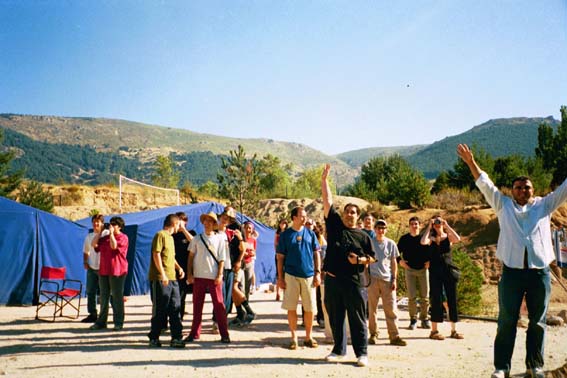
left=35, top=266, right=83, bottom=322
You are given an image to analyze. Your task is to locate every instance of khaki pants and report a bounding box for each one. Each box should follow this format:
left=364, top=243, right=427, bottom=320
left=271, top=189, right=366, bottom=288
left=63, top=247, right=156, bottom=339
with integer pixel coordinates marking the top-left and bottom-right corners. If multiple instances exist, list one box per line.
left=368, top=275, right=400, bottom=340
left=405, top=267, right=429, bottom=321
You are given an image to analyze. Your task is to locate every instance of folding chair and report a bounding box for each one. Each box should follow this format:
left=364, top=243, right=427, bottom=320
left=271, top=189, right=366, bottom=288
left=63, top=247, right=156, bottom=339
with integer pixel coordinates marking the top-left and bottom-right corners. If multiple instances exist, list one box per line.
left=35, top=266, right=83, bottom=322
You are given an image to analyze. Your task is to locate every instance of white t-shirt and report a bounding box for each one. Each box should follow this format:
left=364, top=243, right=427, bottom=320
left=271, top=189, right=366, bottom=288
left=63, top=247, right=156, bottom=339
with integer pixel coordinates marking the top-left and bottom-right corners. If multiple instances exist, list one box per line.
left=83, top=230, right=109, bottom=270
left=188, top=232, right=228, bottom=280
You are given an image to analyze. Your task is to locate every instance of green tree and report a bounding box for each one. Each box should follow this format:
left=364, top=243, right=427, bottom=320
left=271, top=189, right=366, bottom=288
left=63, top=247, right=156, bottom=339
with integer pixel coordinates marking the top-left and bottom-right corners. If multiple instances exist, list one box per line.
left=452, top=247, right=483, bottom=315
left=217, top=145, right=260, bottom=214
left=198, top=180, right=220, bottom=198
left=535, top=105, right=567, bottom=186
left=0, top=129, right=24, bottom=198
left=292, top=165, right=335, bottom=198
left=492, top=155, right=526, bottom=188
left=351, top=155, right=430, bottom=208
left=152, top=155, right=180, bottom=189
left=448, top=145, right=494, bottom=190
left=431, top=171, right=450, bottom=194
left=257, top=154, right=293, bottom=198
left=18, top=180, right=54, bottom=212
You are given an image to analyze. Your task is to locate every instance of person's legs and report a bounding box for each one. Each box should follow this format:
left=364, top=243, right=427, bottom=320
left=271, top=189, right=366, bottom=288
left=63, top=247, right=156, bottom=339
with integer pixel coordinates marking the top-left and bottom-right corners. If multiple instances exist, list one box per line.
left=444, top=275, right=459, bottom=324
left=380, top=279, right=400, bottom=340
left=208, top=279, right=229, bottom=339
left=417, top=268, right=430, bottom=321
left=298, top=276, right=316, bottom=342
left=148, top=280, right=170, bottom=340
left=86, top=268, right=99, bottom=317
left=345, top=283, right=368, bottom=358
left=168, top=281, right=183, bottom=340
left=223, top=269, right=234, bottom=315
left=367, top=275, right=380, bottom=337
left=405, top=268, right=418, bottom=323
left=428, top=270, right=444, bottom=323
left=494, top=266, right=526, bottom=372
left=94, top=275, right=110, bottom=327
left=243, top=261, right=254, bottom=299
left=524, top=267, right=551, bottom=370
left=188, top=278, right=207, bottom=339
left=178, top=278, right=188, bottom=321
left=324, top=276, right=347, bottom=356
left=109, top=274, right=126, bottom=327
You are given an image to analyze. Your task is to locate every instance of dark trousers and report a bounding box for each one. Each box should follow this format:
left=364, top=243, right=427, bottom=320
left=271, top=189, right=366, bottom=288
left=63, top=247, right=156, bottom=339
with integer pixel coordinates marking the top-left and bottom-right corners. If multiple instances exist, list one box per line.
left=316, top=285, right=324, bottom=322
left=178, top=278, right=190, bottom=321
left=494, top=265, right=551, bottom=371
left=429, top=267, right=458, bottom=323
left=85, top=267, right=99, bottom=316
left=324, top=276, right=368, bottom=358
left=148, top=280, right=183, bottom=340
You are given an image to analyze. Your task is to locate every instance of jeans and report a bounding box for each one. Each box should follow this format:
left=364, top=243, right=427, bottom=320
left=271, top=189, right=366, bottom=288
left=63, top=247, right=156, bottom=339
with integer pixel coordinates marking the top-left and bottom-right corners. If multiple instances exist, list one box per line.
left=404, top=267, right=429, bottom=321
left=86, top=268, right=99, bottom=316
left=324, top=276, right=368, bottom=358
left=95, top=274, right=126, bottom=327
left=494, top=265, right=551, bottom=371
left=242, top=260, right=255, bottom=300
left=148, top=280, right=183, bottom=340
left=222, top=269, right=234, bottom=314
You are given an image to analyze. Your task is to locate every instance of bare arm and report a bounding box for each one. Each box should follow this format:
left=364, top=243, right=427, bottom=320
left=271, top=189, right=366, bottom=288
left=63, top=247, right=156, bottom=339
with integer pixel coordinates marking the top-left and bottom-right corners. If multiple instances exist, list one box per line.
left=321, top=163, right=332, bottom=218
left=276, top=253, right=286, bottom=289
left=457, top=144, right=482, bottom=181
left=186, top=253, right=195, bottom=284
left=152, top=252, right=168, bottom=286
left=313, top=249, right=321, bottom=287
left=443, top=220, right=461, bottom=244
left=421, top=221, right=433, bottom=245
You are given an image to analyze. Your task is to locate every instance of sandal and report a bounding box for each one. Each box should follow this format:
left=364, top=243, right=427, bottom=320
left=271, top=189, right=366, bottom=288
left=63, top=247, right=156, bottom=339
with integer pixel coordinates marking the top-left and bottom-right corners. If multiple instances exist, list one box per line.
left=303, top=338, right=318, bottom=348
left=429, top=330, right=445, bottom=340
left=288, top=340, right=298, bottom=350
left=450, top=330, right=464, bottom=339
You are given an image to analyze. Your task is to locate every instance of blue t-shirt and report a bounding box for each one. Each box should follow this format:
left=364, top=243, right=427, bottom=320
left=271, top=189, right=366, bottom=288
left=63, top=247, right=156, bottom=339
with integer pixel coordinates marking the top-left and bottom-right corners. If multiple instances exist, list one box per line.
left=277, top=226, right=320, bottom=278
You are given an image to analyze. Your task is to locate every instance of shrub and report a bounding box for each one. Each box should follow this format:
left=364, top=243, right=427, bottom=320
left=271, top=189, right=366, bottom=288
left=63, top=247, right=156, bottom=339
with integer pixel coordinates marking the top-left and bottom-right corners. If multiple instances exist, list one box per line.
left=453, top=246, right=483, bottom=315
left=427, top=188, right=484, bottom=210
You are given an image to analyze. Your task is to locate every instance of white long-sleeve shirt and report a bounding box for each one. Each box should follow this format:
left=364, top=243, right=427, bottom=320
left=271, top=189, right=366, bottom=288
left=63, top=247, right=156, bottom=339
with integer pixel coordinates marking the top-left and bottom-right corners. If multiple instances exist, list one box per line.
left=475, top=171, right=567, bottom=269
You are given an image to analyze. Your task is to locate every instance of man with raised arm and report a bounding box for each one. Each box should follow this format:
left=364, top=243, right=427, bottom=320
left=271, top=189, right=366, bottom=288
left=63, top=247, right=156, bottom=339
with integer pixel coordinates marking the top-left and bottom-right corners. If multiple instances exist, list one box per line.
left=457, top=143, right=567, bottom=378
left=321, top=164, right=376, bottom=367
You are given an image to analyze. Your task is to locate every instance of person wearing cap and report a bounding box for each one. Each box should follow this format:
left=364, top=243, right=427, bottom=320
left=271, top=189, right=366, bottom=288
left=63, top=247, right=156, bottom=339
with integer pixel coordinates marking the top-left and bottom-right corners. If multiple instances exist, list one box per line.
left=321, top=164, right=376, bottom=367
left=147, top=214, right=185, bottom=348
left=185, top=211, right=230, bottom=343
left=277, top=206, right=321, bottom=350
left=367, top=219, right=406, bottom=346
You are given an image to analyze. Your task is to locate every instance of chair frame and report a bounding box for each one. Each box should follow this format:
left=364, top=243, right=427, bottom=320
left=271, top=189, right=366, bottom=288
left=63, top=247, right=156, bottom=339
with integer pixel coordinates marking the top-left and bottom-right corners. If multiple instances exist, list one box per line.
left=35, top=266, right=83, bottom=322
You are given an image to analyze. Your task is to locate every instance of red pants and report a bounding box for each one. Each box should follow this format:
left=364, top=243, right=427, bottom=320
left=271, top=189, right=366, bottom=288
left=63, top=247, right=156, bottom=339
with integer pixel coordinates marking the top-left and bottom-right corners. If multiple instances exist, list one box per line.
left=188, top=277, right=229, bottom=339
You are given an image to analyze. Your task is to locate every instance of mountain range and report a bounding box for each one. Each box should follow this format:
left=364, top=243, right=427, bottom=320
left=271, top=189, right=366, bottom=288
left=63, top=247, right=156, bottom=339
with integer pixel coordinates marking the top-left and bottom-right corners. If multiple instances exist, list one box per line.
left=0, top=113, right=559, bottom=187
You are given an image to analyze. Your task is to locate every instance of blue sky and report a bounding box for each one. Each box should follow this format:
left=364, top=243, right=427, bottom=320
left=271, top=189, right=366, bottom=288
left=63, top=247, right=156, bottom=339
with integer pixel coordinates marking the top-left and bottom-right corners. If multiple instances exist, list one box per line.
left=1, top=1, right=566, bottom=154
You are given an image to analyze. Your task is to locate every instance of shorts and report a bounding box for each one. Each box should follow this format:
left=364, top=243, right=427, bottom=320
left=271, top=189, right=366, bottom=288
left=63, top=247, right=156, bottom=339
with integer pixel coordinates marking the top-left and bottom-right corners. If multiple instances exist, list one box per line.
left=234, top=269, right=245, bottom=292
left=281, top=273, right=316, bottom=312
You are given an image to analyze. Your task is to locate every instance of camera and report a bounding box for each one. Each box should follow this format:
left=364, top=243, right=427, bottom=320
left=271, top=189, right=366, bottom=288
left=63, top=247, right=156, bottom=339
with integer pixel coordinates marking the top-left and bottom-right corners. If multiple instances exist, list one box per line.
left=434, top=219, right=441, bottom=225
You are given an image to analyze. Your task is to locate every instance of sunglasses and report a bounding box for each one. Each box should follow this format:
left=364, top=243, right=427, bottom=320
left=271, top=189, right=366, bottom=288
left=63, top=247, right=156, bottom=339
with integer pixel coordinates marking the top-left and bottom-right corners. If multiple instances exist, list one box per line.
left=513, top=185, right=532, bottom=190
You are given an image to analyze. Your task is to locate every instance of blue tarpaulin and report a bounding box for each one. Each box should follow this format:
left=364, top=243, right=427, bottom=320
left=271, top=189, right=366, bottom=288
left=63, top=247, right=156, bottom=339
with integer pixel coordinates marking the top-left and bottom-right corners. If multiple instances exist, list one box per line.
left=0, top=196, right=88, bottom=305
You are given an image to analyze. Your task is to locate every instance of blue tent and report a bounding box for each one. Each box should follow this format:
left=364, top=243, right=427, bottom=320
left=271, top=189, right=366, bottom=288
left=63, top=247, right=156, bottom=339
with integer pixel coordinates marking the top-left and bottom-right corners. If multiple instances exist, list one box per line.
left=76, top=202, right=276, bottom=296
left=0, top=196, right=88, bottom=305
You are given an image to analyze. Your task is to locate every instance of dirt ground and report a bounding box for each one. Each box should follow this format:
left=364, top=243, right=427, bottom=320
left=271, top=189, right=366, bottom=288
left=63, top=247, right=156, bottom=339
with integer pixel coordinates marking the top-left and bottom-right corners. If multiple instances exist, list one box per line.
left=1, top=290, right=566, bottom=378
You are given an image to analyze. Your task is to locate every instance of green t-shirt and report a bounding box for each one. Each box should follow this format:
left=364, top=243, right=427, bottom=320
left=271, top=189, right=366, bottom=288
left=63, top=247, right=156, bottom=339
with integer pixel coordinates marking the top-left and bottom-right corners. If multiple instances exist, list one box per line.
left=149, top=230, right=176, bottom=281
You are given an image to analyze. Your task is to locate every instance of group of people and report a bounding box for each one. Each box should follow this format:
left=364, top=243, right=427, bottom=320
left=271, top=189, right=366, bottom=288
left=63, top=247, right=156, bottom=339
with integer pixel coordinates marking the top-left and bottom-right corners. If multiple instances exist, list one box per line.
left=80, top=143, right=567, bottom=378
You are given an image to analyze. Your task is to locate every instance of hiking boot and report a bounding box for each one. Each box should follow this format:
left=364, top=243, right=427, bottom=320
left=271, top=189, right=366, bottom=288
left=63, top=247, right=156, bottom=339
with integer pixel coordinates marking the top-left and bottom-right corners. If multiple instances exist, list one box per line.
left=390, top=336, right=407, bottom=346
left=149, top=339, right=162, bottom=348
left=408, top=319, right=417, bottom=330
left=368, top=334, right=379, bottom=345
left=170, top=339, right=185, bottom=348
left=243, top=313, right=256, bottom=325
left=421, top=319, right=431, bottom=329
left=81, top=314, right=97, bottom=323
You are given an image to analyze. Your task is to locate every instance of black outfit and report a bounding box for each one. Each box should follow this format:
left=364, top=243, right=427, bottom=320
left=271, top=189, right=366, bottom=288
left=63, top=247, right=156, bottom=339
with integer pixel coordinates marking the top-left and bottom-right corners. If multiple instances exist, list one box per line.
left=427, top=237, right=458, bottom=323
left=173, top=230, right=192, bottom=320
left=323, top=206, right=375, bottom=358
left=397, top=233, right=430, bottom=269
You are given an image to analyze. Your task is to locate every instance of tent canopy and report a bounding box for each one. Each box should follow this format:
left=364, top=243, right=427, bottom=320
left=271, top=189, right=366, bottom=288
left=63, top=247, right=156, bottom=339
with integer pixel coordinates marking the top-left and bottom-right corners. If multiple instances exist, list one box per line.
left=0, top=196, right=88, bottom=305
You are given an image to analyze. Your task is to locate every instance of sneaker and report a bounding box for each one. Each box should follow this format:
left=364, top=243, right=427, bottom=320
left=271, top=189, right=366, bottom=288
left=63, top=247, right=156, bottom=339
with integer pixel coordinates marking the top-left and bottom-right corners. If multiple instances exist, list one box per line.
left=220, top=336, right=231, bottom=344
left=81, top=314, right=97, bottom=323
left=490, top=369, right=509, bottom=378
left=390, top=336, right=407, bottom=346
left=356, top=355, right=369, bottom=367
left=408, top=319, right=417, bottom=330
left=170, top=339, right=185, bottom=348
left=525, top=367, right=544, bottom=378
left=229, top=318, right=244, bottom=327
left=421, top=319, right=431, bottom=329
left=325, top=353, right=344, bottom=362
left=89, top=323, right=107, bottom=330
left=149, top=339, right=162, bottom=348
left=243, top=313, right=256, bottom=325
left=113, top=324, right=123, bottom=331
left=368, top=334, right=379, bottom=345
